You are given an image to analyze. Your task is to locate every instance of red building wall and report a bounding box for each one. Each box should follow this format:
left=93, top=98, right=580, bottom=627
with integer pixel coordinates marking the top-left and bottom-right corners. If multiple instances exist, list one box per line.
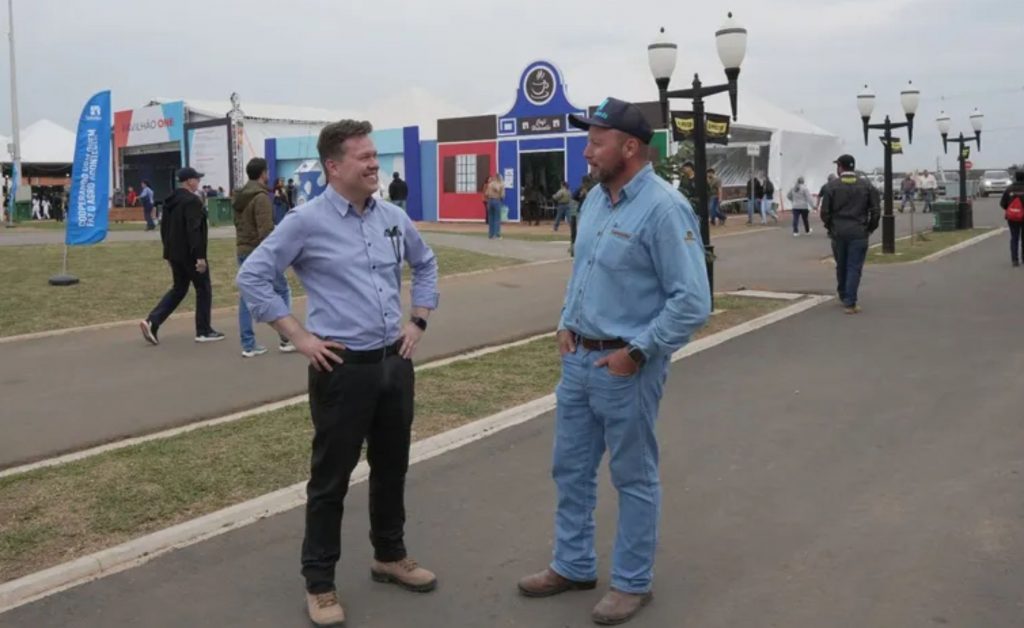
left=437, top=141, right=497, bottom=221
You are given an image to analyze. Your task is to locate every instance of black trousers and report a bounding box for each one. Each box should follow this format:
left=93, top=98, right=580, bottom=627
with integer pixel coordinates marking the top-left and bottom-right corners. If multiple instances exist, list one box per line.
left=302, top=353, right=415, bottom=593
left=147, top=259, right=212, bottom=335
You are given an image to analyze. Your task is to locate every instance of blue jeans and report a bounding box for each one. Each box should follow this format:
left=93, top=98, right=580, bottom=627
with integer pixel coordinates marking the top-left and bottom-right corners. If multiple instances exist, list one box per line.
left=551, top=347, right=669, bottom=594
left=747, top=198, right=757, bottom=222
left=1009, top=221, right=1023, bottom=264
left=237, top=253, right=291, bottom=350
left=760, top=198, right=776, bottom=222
left=792, top=209, right=810, bottom=233
left=486, top=199, right=502, bottom=238
left=709, top=197, right=726, bottom=224
left=143, top=203, right=155, bottom=229
left=832, top=237, right=869, bottom=307
left=553, top=204, right=569, bottom=231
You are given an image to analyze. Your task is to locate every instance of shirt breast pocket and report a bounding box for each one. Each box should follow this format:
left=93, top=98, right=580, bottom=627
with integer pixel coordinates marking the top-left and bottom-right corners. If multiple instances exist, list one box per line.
left=599, top=232, right=640, bottom=270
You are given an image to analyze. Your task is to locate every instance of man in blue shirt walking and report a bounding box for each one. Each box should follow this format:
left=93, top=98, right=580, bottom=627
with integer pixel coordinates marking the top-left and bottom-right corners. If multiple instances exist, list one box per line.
left=139, top=180, right=156, bottom=231
left=237, top=120, right=440, bottom=627
left=517, top=98, right=711, bottom=625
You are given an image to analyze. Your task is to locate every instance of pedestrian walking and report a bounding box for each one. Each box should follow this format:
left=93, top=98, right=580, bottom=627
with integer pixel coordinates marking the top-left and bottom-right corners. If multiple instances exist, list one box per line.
left=569, top=174, right=593, bottom=257
left=678, top=160, right=697, bottom=208
left=237, top=120, right=440, bottom=628
left=517, top=97, right=711, bottom=626
left=899, top=172, right=917, bottom=213
left=919, top=169, right=938, bottom=212
left=286, top=178, right=296, bottom=207
left=708, top=167, right=727, bottom=225
left=552, top=180, right=571, bottom=231
left=272, top=178, right=291, bottom=224
left=820, top=154, right=880, bottom=314
left=816, top=173, right=837, bottom=218
left=746, top=174, right=762, bottom=224
left=233, top=158, right=295, bottom=357
left=761, top=175, right=778, bottom=223
left=999, top=171, right=1024, bottom=266
left=139, top=168, right=224, bottom=345
left=484, top=173, right=505, bottom=239
left=388, top=172, right=409, bottom=211
left=139, top=180, right=156, bottom=231
left=786, top=176, right=815, bottom=235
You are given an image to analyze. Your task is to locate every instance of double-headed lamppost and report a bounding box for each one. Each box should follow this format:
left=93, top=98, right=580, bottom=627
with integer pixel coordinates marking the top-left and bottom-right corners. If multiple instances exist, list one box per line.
left=648, top=12, right=747, bottom=301
left=936, top=108, right=983, bottom=229
left=858, top=82, right=920, bottom=254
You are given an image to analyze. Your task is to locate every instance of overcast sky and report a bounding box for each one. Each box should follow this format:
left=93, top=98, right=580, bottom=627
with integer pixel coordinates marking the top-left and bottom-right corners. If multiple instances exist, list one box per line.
left=2, top=0, right=1021, bottom=171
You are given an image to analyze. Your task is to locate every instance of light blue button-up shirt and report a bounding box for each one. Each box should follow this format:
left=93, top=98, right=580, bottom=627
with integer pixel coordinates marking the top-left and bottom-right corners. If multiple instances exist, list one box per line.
left=558, top=163, right=710, bottom=359
left=237, top=184, right=439, bottom=351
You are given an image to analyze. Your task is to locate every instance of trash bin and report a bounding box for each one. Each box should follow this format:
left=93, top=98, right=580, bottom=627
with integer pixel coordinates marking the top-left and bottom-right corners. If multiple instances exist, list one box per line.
left=207, top=197, right=234, bottom=227
left=14, top=200, right=31, bottom=223
left=932, top=200, right=958, bottom=232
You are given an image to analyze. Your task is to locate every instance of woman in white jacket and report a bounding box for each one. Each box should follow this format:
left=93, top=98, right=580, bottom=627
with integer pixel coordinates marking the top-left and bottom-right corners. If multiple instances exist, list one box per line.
left=787, top=176, right=816, bottom=236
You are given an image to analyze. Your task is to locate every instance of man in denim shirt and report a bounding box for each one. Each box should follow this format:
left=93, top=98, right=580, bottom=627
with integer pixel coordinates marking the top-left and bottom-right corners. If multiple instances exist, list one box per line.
left=238, top=120, right=439, bottom=627
left=518, top=98, right=710, bottom=625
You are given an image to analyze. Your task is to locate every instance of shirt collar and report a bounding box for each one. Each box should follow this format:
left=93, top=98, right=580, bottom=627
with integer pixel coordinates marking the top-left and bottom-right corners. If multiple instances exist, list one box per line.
left=323, top=184, right=377, bottom=217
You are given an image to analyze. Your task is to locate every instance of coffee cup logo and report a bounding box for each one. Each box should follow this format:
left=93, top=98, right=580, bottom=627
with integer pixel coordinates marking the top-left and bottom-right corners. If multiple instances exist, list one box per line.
left=525, top=67, right=555, bottom=105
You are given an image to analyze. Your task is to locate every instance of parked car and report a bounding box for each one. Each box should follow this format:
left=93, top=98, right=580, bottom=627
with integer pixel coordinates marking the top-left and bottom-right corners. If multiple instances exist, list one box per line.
left=979, top=170, right=1012, bottom=197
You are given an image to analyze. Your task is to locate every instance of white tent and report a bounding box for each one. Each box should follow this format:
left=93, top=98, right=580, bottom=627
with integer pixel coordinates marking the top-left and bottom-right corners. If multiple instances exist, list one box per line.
left=0, top=119, right=76, bottom=165
left=702, top=91, right=844, bottom=200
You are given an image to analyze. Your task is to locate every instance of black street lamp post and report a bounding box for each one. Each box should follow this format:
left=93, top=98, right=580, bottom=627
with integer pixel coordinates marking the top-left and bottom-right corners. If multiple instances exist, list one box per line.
left=936, top=108, right=983, bottom=229
left=858, top=82, right=920, bottom=254
left=648, top=13, right=747, bottom=304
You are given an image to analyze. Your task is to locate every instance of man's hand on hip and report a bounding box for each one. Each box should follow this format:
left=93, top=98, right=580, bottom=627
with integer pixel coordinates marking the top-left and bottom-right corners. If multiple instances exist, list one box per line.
left=294, top=331, right=345, bottom=372
left=399, top=322, right=424, bottom=360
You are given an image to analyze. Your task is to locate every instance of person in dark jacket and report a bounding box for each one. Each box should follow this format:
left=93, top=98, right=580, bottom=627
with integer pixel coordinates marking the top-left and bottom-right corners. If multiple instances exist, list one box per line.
left=286, top=178, right=296, bottom=208
left=388, top=172, right=409, bottom=210
left=746, top=176, right=763, bottom=224
left=820, top=154, right=880, bottom=314
left=139, top=167, right=224, bottom=345
left=999, top=171, right=1024, bottom=266
left=234, top=159, right=294, bottom=357
left=678, top=161, right=697, bottom=207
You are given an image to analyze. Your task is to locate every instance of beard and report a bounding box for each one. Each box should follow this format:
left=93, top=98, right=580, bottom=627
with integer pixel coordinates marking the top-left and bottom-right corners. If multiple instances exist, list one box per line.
left=589, top=158, right=626, bottom=184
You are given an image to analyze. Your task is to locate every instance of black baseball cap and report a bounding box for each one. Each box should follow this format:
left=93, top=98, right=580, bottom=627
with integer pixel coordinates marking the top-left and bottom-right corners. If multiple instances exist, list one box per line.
left=569, top=97, right=654, bottom=145
left=834, top=154, right=856, bottom=170
left=177, top=167, right=204, bottom=182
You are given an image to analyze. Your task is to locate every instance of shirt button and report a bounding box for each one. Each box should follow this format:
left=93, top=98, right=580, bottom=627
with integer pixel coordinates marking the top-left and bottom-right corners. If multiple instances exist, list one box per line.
left=372, top=265, right=376, bottom=269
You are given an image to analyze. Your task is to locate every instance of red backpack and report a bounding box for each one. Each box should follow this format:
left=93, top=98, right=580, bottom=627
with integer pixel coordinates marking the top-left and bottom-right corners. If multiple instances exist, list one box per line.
left=1006, top=195, right=1024, bottom=222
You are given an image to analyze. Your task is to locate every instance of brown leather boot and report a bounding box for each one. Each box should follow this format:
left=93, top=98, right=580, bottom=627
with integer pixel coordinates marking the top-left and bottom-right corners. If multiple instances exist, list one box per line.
left=371, top=557, right=437, bottom=592
left=591, top=589, right=652, bottom=625
left=517, top=567, right=597, bottom=598
left=306, top=590, right=345, bottom=627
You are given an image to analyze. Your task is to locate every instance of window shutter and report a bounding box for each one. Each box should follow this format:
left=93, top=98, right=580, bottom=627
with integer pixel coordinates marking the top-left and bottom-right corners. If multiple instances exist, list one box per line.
left=443, top=156, right=456, bottom=193
left=476, top=155, right=491, bottom=192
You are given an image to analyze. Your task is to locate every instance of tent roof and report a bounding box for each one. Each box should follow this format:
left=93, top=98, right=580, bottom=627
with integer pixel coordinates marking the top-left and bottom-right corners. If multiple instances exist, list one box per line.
left=148, top=89, right=469, bottom=138
left=0, top=119, right=76, bottom=164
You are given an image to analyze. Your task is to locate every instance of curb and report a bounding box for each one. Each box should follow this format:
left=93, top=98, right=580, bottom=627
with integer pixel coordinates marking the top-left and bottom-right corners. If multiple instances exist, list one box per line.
left=0, top=294, right=830, bottom=614
left=912, top=227, right=1004, bottom=264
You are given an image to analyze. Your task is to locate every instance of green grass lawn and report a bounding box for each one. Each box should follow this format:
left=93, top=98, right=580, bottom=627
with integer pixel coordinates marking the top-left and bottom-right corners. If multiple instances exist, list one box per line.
left=10, top=220, right=148, bottom=232
left=0, top=242, right=522, bottom=337
left=0, top=294, right=793, bottom=583
left=867, top=228, right=993, bottom=264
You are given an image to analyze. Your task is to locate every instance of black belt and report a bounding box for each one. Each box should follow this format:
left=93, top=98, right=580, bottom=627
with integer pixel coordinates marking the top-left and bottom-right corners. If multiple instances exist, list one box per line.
left=573, top=334, right=628, bottom=351
left=331, top=340, right=402, bottom=364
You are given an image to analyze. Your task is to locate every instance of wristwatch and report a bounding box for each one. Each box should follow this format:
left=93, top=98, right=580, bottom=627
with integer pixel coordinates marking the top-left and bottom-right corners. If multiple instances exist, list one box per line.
left=411, top=316, right=428, bottom=331
left=627, top=346, right=647, bottom=367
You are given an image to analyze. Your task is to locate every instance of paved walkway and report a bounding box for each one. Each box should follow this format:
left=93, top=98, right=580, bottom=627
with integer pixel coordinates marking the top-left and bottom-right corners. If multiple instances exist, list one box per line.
left=3, top=202, right=1020, bottom=627
left=0, top=201, right=1001, bottom=470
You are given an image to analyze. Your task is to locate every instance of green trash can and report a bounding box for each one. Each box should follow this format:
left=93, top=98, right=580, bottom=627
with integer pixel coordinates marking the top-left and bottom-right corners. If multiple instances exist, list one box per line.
left=13, top=200, right=31, bottom=223
left=932, top=200, right=958, bottom=232
left=207, top=197, right=234, bottom=227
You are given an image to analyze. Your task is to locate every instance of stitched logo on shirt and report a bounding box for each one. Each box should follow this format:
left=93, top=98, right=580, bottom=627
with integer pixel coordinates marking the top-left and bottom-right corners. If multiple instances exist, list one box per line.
left=685, top=230, right=696, bottom=242
left=611, top=229, right=632, bottom=240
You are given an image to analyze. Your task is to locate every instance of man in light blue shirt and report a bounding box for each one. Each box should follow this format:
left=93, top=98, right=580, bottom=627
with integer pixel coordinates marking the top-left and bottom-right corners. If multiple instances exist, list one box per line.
left=518, top=98, right=710, bottom=626
left=138, top=180, right=156, bottom=231
left=237, top=120, right=439, bottom=627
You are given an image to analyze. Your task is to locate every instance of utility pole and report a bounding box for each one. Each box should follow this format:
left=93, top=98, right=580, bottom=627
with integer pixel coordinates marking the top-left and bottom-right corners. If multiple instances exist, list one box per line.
left=6, top=0, right=22, bottom=227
